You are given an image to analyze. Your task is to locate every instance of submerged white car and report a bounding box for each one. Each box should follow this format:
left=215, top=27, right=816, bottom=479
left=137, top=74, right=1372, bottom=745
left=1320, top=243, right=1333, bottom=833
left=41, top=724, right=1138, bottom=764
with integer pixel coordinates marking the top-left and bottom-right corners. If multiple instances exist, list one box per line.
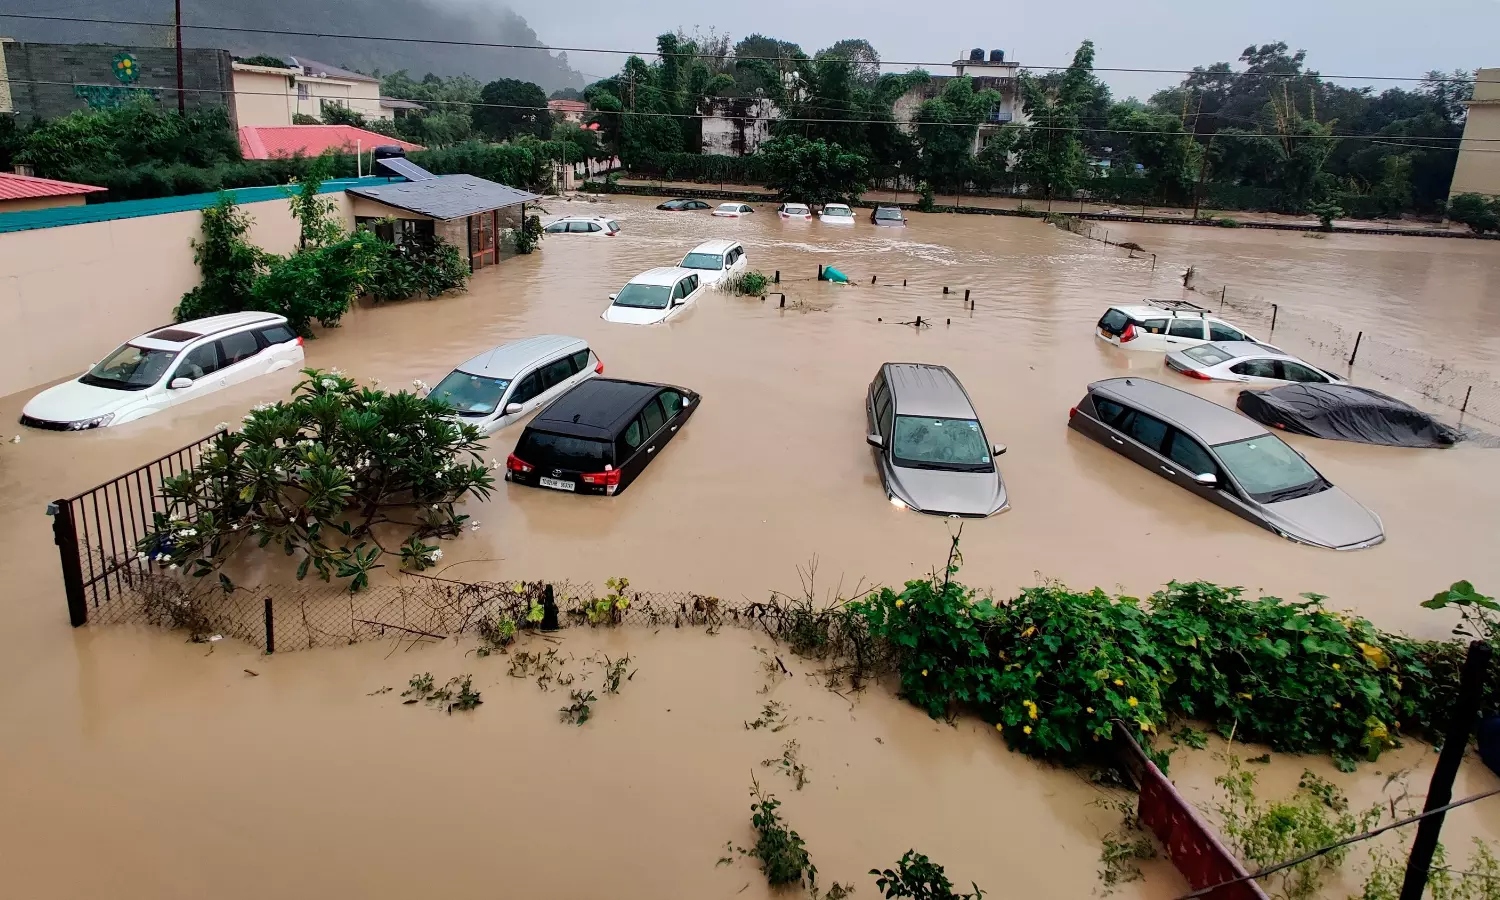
left=819, top=203, right=856, bottom=224
left=678, top=239, right=748, bottom=286
left=778, top=203, right=812, bottom=220
left=429, top=335, right=601, bottom=435
left=1166, top=341, right=1345, bottom=387
left=542, top=215, right=620, bottom=236
left=712, top=202, right=755, bottom=218
left=1096, top=301, right=1271, bottom=353
left=602, top=267, right=706, bottom=325
left=21, top=312, right=303, bottom=430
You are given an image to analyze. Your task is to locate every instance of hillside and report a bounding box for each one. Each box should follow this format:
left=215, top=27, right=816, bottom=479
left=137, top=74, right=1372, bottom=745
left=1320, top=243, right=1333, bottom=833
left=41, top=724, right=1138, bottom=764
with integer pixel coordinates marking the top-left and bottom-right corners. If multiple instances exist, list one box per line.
left=0, top=0, right=583, bottom=91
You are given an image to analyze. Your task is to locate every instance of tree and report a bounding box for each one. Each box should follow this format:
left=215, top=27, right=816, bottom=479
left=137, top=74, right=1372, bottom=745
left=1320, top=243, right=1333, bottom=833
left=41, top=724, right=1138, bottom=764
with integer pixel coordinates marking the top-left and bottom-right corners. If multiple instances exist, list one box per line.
left=318, top=104, right=367, bottom=127
left=816, top=38, right=882, bottom=86
left=1107, top=105, right=1196, bottom=204
left=1447, top=194, right=1500, bottom=234
left=175, top=193, right=267, bottom=322
left=474, top=78, right=551, bottom=142
left=913, top=76, right=1004, bottom=191
left=1016, top=40, right=1098, bottom=201
left=549, top=87, right=584, bottom=101
left=758, top=134, right=869, bottom=204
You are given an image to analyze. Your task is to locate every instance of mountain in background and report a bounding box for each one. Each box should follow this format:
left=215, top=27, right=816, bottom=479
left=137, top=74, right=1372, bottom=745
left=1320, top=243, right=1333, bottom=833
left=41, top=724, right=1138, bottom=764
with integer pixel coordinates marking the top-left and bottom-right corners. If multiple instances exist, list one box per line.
left=0, top=0, right=583, bottom=91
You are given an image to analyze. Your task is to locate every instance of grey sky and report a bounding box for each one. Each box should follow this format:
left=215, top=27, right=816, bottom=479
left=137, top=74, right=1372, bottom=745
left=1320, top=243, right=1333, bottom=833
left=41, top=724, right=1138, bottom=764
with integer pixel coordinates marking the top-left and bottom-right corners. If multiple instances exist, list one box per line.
left=515, top=0, right=1498, bottom=98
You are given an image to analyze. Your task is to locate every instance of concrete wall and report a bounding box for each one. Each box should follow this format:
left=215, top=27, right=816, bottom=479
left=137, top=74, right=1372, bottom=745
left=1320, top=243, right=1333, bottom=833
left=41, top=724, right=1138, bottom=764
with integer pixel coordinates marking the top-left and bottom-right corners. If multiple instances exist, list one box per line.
left=232, top=67, right=296, bottom=127
left=0, top=41, right=234, bottom=123
left=701, top=98, right=774, bottom=156
left=1450, top=69, right=1500, bottom=201
left=0, top=192, right=354, bottom=398
left=0, top=195, right=86, bottom=214
left=292, top=76, right=387, bottom=123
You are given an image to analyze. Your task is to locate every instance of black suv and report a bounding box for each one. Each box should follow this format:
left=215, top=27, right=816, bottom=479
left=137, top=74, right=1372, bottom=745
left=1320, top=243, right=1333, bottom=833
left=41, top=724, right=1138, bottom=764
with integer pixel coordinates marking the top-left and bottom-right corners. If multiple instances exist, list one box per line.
left=506, top=378, right=700, bottom=495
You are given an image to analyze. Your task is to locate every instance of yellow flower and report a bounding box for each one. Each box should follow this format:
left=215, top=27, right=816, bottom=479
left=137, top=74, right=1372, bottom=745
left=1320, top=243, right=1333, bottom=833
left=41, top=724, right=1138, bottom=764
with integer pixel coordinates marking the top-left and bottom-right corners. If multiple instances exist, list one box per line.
left=1332, top=663, right=1342, bottom=671
left=895, top=599, right=905, bottom=608
left=1359, top=642, right=1390, bottom=670
left=995, top=723, right=1003, bottom=733
left=1139, top=721, right=1150, bottom=732
left=1086, top=707, right=1095, bottom=714
left=1333, top=702, right=1342, bottom=709
left=1023, top=725, right=1032, bottom=735
left=1021, top=625, right=1036, bottom=638
left=1127, top=696, right=1139, bottom=708
left=1113, top=678, right=1124, bottom=686
left=921, top=669, right=928, bottom=677
left=1023, top=699, right=1038, bottom=720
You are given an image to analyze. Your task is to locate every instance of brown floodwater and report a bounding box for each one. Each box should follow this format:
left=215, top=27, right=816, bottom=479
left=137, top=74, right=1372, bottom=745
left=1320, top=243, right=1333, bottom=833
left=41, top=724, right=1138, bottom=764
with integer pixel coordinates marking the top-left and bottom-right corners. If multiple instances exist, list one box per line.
left=2, top=195, right=1499, bottom=898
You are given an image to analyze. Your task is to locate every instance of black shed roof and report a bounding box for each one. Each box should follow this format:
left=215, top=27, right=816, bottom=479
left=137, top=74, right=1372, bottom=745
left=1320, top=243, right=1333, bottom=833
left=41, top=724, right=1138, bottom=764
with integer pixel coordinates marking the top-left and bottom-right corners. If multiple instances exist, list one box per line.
left=346, top=174, right=539, bottom=220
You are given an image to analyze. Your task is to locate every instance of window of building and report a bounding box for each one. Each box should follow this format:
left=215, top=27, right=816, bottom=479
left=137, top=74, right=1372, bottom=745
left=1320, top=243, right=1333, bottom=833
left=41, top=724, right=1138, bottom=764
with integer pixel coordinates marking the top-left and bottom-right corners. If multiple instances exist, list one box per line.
left=297, top=83, right=310, bottom=100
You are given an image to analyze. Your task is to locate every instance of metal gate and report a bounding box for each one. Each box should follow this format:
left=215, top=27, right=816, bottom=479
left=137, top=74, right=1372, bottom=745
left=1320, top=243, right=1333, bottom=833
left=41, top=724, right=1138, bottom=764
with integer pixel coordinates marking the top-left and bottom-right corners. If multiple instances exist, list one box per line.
left=49, top=430, right=224, bottom=626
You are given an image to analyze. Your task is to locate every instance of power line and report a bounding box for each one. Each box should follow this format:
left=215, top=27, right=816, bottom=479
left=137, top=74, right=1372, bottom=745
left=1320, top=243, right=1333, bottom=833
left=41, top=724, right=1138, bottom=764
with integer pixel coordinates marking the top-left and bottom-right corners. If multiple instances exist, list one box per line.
left=0, top=11, right=1488, bottom=86
left=7, top=77, right=1486, bottom=146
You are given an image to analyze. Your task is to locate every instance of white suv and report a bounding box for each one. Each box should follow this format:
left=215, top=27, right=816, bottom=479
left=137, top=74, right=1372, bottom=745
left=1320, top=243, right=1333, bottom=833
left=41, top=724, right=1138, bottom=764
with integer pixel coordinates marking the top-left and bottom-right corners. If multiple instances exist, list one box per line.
left=679, top=239, right=747, bottom=286
left=428, top=335, right=601, bottom=435
left=1095, top=300, right=1270, bottom=352
left=21, top=313, right=304, bottom=430
left=543, top=216, right=620, bottom=236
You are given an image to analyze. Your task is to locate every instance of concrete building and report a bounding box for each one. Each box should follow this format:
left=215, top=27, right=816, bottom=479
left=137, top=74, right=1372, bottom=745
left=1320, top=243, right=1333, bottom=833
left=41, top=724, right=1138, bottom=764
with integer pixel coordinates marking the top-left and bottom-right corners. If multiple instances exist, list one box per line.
left=701, top=98, right=776, bottom=156
left=548, top=99, right=589, bottom=124
left=231, top=57, right=389, bottom=127
left=348, top=170, right=538, bottom=272
left=0, top=38, right=234, bottom=121
left=892, top=48, right=1028, bottom=154
left=1450, top=67, right=1500, bottom=201
left=0, top=172, right=104, bottom=213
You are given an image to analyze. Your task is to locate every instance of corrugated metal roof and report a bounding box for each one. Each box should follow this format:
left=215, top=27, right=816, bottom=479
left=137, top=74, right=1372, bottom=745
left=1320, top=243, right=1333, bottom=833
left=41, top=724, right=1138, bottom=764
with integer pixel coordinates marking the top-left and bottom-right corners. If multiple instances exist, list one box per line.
left=0, top=172, right=106, bottom=201
left=0, top=177, right=395, bottom=234
left=238, top=126, right=423, bottom=160
left=289, top=57, right=379, bottom=83
left=346, top=174, right=539, bottom=220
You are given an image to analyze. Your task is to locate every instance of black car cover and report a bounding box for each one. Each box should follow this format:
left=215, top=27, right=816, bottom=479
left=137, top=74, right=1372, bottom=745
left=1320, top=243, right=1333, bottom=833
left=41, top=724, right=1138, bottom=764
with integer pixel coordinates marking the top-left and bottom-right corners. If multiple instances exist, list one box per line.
left=1236, top=384, right=1460, bottom=448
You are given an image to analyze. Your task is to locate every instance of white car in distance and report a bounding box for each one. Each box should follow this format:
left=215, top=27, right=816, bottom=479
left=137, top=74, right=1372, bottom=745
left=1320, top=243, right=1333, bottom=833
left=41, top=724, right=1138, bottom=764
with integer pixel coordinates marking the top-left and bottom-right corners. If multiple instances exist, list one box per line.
left=543, top=216, right=620, bottom=236
left=819, top=203, right=856, bottom=224
left=678, top=240, right=748, bottom=287
left=778, top=203, right=812, bottom=220
left=712, top=202, right=755, bottom=218
left=1095, top=301, right=1271, bottom=353
left=1166, top=341, right=1345, bottom=386
left=428, top=335, right=602, bottom=435
left=602, top=267, right=707, bottom=325
left=20, top=312, right=303, bottom=430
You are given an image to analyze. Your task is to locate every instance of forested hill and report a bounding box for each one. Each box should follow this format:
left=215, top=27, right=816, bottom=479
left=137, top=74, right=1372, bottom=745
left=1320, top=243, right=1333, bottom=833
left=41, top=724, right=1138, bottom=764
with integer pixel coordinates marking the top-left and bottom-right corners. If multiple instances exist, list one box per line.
left=0, top=0, right=582, bottom=91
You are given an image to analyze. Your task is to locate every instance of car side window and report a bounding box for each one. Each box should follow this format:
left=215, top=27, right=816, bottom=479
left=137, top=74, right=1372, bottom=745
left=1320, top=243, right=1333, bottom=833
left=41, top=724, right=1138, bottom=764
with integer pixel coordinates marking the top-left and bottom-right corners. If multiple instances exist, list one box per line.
left=257, top=324, right=297, bottom=346
left=218, top=330, right=261, bottom=367
left=620, top=419, right=644, bottom=453
left=1280, top=362, right=1328, bottom=383
left=1123, top=410, right=1170, bottom=453
left=544, top=222, right=566, bottom=233
left=1140, top=318, right=1168, bottom=334
left=571, top=349, right=590, bottom=374
left=659, top=390, right=684, bottom=417
left=1167, top=431, right=1217, bottom=477
left=1209, top=321, right=1245, bottom=342
left=588, top=223, right=602, bottom=232
left=1231, top=359, right=1279, bottom=378
left=175, top=343, right=220, bottom=380
left=1092, top=396, right=1128, bottom=428
left=640, top=398, right=666, bottom=435
left=1168, top=318, right=1205, bottom=338
left=873, top=382, right=891, bottom=425
left=686, top=274, right=699, bottom=293
left=539, top=357, right=574, bottom=391
left=509, top=372, right=540, bottom=404
left=671, top=280, right=688, bottom=302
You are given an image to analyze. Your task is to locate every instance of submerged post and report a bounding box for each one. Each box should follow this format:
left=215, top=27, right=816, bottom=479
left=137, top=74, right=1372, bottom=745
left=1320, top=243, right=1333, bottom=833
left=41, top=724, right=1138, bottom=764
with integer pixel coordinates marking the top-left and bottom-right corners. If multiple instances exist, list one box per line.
left=51, top=500, right=87, bottom=627
left=818, top=264, right=825, bottom=281
left=1399, top=640, right=1492, bottom=900
left=1349, top=331, right=1364, bottom=367
left=943, top=286, right=949, bottom=294
left=872, top=275, right=878, bottom=285
left=1270, top=303, right=1279, bottom=336
left=264, top=597, right=275, bottom=654
left=779, top=294, right=786, bottom=308
left=541, top=584, right=560, bottom=631
left=1461, top=385, right=1473, bottom=416
left=964, top=289, right=971, bottom=306
left=774, top=270, right=780, bottom=284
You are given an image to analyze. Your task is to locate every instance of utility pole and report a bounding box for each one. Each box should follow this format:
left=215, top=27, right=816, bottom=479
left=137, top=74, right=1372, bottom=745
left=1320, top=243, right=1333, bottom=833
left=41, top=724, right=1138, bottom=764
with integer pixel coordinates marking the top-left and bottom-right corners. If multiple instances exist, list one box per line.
left=174, top=0, right=185, bottom=114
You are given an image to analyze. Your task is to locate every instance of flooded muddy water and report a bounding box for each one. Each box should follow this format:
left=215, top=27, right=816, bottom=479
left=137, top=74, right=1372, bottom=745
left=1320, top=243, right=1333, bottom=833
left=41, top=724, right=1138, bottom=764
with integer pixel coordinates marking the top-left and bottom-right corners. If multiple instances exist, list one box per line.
left=2, top=195, right=1498, bottom=897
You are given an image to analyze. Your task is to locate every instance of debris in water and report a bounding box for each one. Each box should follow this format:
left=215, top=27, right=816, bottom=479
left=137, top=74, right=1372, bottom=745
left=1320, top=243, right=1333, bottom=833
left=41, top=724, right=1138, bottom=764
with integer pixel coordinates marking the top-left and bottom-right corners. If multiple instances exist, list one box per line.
left=243, top=669, right=259, bottom=677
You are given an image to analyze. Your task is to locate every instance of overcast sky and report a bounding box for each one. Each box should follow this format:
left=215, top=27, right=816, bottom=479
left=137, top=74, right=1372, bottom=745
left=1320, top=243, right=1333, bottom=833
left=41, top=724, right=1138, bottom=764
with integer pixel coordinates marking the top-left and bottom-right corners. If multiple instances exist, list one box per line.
left=514, top=0, right=1499, bottom=98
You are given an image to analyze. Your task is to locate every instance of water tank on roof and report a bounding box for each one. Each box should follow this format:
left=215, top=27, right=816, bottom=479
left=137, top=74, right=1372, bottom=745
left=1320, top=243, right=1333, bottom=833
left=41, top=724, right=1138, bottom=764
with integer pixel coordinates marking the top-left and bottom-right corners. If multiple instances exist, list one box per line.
left=990, top=49, right=1005, bottom=63
left=969, top=48, right=984, bottom=62
left=372, top=146, right=408, bottom=161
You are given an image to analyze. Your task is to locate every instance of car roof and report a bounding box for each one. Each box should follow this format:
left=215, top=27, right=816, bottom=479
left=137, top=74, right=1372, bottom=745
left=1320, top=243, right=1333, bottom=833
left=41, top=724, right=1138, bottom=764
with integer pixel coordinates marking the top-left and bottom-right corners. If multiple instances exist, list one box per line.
left=782, top=202, right=809, bottom=207
left=824, top=202, right=852, bottom=209
left=1193, top=340, right=1285, bottom=360
left=552, top=215, right=612, bottom=223
left=884, top=363, right=978, bottom=419
left=134, top=312, right=286, bottom=349
left=1108, top=304, right=1224, bottom=321
left=628, top=266, right=694, bottom=286
left=1088, top=377, right=1266, bottom=445
left=454, top=334, right=587, bottom=378
left=529, top=378, right=672, bottom=439
left=686, top=239, right=738, bottom=254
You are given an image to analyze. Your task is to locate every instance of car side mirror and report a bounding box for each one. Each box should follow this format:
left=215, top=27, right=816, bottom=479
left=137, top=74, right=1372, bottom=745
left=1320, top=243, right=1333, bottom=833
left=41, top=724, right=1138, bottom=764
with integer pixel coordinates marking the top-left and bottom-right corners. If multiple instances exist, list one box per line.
left=992, top=444, right=1007, bottom=456
left=1193, top=472, right=1218, bottom=487
left=169, top=377, right=193, bottom=389
left=866, top=434, right=884, bottom=449
left=504, top=403, right=524, bottom=415
left=681, top=397, right=692, bottom=406
left=672, top=298, right=684, bottom=306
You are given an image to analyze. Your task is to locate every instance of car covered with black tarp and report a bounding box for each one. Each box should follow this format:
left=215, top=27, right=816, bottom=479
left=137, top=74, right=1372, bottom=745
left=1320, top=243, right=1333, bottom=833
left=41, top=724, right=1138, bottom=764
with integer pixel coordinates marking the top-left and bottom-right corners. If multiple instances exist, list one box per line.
left=1236, top=383, right=1460, bottom=448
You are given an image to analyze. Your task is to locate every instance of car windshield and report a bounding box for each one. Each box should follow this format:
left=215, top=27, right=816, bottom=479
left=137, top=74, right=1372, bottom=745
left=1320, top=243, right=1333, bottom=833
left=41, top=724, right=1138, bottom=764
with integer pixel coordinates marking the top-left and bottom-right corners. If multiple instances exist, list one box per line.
left=1185, top=345, right=1234, bottom=366
left=430, top=370, right=511, bottom=417
left=516, top=430, right=611, bottom=470
left=891, top=416, right=993, bottom=471
left=613, top=282, right=672, bottom=310
left=824, top=206, right=853, bottom=217
left=784, top=205, right=809, bottom=214
left=875, top=208, right=902, bottom=220
left=664, top=200, right=687, bottom=208
left=1214, top=435, right=1326, bottom=502
left=680, top=252, right=724, bottom=270
left=80, top=343, right=178, bottom=391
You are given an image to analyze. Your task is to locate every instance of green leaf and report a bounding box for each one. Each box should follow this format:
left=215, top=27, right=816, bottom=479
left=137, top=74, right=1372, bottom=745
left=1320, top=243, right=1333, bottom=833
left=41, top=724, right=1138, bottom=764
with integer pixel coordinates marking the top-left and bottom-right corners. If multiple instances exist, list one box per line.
left=296, top=556, right=310, bottom=581
left=218, top=573, right=235, bottom=594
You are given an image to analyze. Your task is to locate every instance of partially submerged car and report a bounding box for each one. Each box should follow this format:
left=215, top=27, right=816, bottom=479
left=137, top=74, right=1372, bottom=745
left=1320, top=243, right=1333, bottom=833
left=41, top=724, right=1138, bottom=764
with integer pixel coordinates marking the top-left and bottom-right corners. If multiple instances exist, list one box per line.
left=866, top=363, right=1008, bottom=517
left=1068, top=377, right=1383, bottom=549
left=658, top=199, right=711, bottom=211
left=819, top=203, right=856, bottom=224
left=602, top=267, right=706, bottom=325
left=1166, top=341, right=1343, bottom=386
left=542, top=215, right=620, bottom=236
left=712, top=202, right=755, bottom=218
left=428, top=335, right=601, bottom=435
left=678, top=239, right=748, bottom=286
left=1096, top=300, right=1269, bottom=352
left=871, top=206, right=906, bottom=226
left=1237, top=383, right=1461, bottom=448
left=778, top=203, right=812, bottom=220
left=507, top=378, right=700, bottom=496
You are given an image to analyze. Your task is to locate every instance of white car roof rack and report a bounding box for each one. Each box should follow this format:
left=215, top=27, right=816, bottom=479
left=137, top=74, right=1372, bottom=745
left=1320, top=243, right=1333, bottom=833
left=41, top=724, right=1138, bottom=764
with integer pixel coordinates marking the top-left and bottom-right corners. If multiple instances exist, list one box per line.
left=1144, top=298, right=1210, bottom=315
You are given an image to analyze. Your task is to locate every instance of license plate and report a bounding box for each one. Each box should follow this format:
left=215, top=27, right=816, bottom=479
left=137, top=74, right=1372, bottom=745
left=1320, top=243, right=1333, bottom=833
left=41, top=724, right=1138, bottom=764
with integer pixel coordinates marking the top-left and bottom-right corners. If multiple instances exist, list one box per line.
left=1099, top=328, right=1113, bottom=339
left=539, top=477, right=576, bottom=492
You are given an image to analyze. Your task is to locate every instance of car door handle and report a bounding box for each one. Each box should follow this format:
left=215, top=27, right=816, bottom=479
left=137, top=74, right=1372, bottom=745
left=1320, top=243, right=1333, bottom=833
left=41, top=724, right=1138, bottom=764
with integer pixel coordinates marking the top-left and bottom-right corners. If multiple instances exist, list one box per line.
left=647, top=446, right=657, bottom=454
left=1109, top=436, right=1125, bottom=445
left=1160, top=466, right=1177, bottom=476
left=670, top=425, right=678, bottom=432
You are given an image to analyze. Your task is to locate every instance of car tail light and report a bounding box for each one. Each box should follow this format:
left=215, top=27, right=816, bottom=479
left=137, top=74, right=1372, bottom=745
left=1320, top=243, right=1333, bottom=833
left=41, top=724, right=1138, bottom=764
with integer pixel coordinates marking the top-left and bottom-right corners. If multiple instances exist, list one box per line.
left=1120, top=323, right=1138, bottom=343
left=506, top=454, right=534, bottom=474
left=581, top=467, right=620, bottom=487
left=295, top=336, right=304, bottom=347
left=1179, top=368, right=1212, bottom=380
left=1069, top=406, right=1077, bottom=419
left=594, top=357, right=604, bottom=374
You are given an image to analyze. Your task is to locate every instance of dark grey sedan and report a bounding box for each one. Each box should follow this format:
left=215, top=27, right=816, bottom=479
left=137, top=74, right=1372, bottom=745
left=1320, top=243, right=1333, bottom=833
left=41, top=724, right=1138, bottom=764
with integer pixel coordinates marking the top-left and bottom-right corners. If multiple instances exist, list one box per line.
left=866, top=363, right=1008, bottom=517
left=1068, top=377, right=1383, bottom=549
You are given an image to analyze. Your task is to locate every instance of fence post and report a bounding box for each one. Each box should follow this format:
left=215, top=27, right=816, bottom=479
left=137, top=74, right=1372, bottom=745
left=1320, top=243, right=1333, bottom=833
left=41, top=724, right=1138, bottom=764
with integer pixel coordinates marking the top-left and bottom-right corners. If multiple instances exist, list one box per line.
left=817, top=264, right=825, bottom=281
left=1349, top=331, right=1364, bottom=367
left=1399, top=639, right=1492, bottom=900
left=1461, top=386, right=1472, bottom=416
left=871, top=275, right=878, bottom=285
left=541, top=584, right=560, bottom=631
left=1221, top=286, right=1228, bottom=312
left=964, top=289, right=971, bottom=307
left=1270, top=303, right=1279, bottom=337
left=774, top=270, right=780, bottom=284
left=264, top=597, right=275, bottom=654
left=50, top=500, right=88, bottom=627
left=943, top=286, right=949, bottom=294
left=1151, top=254, right=1157, bottom=271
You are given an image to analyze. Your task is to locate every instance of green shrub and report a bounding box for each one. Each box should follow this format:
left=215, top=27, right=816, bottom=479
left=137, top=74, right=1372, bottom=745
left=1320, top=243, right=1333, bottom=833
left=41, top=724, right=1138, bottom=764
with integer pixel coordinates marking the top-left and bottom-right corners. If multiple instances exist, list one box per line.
left=722, top=270, right=770, bottom=296
left=1448, top=193, right=1500, bottom=234
left=1216, top=216, right=1242, bottom=228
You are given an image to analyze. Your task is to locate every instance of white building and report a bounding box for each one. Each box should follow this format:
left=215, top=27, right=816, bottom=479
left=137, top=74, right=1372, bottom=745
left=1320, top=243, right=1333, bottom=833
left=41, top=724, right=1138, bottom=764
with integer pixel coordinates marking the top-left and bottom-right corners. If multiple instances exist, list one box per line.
left=892, top=49, right=1028, bottom=154
left=232, top=57, right=391, bottom=127
left=701, top=98, right=776, bottom=156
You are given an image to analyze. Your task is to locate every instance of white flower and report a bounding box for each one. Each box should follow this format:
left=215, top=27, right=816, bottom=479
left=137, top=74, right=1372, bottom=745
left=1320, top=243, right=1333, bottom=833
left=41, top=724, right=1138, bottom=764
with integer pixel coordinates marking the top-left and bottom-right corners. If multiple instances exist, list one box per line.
left=428, top=549, right=444, bottom=561
left=137, top=552, right=148, bottom=561
left=179, top=527, right=197, bottom=538
left=214, top=422, right=229, bottom=432
left=168, top=563, right=178, bottom=571
left=469, top=522, right=480, bottom=531
left=386, top=433, right=397, bottom=440
left=230, top=524, right=239, bottom=531
left=329, top=367, right=343, bottom=376
left=412, top=379, right=429, bottom=393
left=490, top=458, right=501, bottom=469
left=321, top=378, right=337, bottom=389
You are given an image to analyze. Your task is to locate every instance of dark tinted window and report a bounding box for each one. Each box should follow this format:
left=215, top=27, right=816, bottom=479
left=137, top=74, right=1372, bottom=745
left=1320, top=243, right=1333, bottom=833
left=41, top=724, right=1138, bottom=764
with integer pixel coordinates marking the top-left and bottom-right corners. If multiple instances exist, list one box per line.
left=1167, top=431, right=1217, bottom=476
left=571, top=350, right=590, bottom=373
left=517, top=431, right=611, bottom=470
left=659, top=390, right=684, bottom=417
left=218, top=331, right=260, bottom=366
left=640, top=398, right=666, bottom=435
left=175, top=343, right=220, bottom=380
left=1209, top=321, right=1246, bottom=342
left=1092, top=396, right=1128, bottom=428
left=1168, top=318, right=1205, bottom=338
left=1123, top=410, right=1169, bottom=453
left=147, top=328, right=202, bottom=342
left=873, top=381, right=891, bottom=425
left=1231, top=359, right=1279, bottom=378
left=567, top=221, right=592, bottom=233
left=258, top=324, right=297, bottom=345
left=1281, top=362, right=1329, bottom=383
left=539, top=357, right=574, bottom=391
left=544, top=222, right=567, bottom=233
left=621, top=419, right=645, bottom=452
left=1140, top=318, right=1168, bottom=334
left=1098, top=309, right=1129, bottom=334
left=509, top=372, right=541, bottom=403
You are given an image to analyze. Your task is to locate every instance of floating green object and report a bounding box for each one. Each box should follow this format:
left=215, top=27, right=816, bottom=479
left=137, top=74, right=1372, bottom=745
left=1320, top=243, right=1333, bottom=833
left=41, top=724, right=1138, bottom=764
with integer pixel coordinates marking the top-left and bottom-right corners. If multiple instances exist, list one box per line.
left=819, top=265, right=850, bottom=284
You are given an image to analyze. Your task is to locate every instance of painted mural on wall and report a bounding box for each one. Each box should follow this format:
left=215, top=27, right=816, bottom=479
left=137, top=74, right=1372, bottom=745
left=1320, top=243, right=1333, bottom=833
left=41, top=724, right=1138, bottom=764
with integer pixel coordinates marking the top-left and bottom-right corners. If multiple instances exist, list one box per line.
left=74, top=52, right=162, bottom=109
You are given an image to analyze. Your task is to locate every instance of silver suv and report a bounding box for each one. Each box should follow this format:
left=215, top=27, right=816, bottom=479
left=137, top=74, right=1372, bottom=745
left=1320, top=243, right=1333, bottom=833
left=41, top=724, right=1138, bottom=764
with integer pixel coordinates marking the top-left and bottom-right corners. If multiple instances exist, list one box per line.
left=866, top=363, right=1008, bottom=517
left=1068, top=377, right=1384, bottom=549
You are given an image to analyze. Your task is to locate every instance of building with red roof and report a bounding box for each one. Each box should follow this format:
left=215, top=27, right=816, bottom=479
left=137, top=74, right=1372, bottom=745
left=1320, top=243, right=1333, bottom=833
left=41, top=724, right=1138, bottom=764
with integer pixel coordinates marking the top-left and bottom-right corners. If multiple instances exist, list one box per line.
left=237, top=125, right=424, bottom=161
left=0, top=172, right=106, bottom=212
left=548, top=99, right=590, bottom=124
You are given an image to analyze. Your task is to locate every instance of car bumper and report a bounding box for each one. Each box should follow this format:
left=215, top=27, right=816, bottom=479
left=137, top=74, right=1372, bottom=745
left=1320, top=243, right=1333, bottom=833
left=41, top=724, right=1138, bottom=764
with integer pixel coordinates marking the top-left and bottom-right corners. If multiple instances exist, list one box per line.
left=506, top=472, right=611, bottom=496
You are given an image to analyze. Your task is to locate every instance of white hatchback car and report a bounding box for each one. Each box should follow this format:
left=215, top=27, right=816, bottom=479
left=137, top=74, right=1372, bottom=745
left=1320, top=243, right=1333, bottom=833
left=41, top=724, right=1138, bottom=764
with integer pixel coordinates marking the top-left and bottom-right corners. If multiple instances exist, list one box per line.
left=602, top=267, right=706, bottom=325
left=428, top=335, right=601, bottom=435
left=1095, top=301, right=1270, bottom=353
left=778, top=203, right=812, bottom=220
left=819, top=203, right=856, bottom=224
left=678, top=239, right=748, bottom=286
left=543, top=215, right=620, bottom=236
left=1166, top=341, right=1345, bottom=387
left=21, top=313, right=304, bottom=430
left=712, top=202, right=755, bottom=218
